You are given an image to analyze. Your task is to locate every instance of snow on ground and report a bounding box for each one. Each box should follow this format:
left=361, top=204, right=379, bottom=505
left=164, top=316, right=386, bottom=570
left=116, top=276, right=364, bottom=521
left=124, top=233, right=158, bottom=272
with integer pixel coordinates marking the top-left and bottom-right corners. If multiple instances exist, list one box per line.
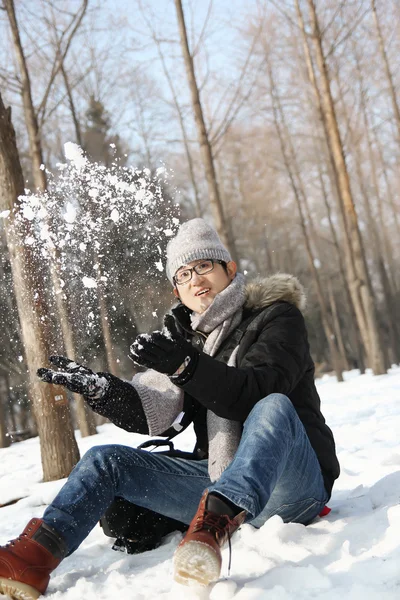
left=1, top=367, right=400, bottom=599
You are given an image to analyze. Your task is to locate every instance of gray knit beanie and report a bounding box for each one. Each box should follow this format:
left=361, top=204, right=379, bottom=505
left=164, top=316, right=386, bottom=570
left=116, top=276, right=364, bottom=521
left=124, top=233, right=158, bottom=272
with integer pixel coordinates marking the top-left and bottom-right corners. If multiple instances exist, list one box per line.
left=166, top=218, right=232, bottom=284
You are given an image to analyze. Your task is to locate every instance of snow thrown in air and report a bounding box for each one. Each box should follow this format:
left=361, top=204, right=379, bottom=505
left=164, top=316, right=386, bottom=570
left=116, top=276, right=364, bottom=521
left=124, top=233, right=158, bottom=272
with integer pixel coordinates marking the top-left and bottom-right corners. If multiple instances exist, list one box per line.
left=9, top=143, right=180, bottom=329
left=64, top=142, right=88, bottom=169
left=82, top=277, right=97, bottom=289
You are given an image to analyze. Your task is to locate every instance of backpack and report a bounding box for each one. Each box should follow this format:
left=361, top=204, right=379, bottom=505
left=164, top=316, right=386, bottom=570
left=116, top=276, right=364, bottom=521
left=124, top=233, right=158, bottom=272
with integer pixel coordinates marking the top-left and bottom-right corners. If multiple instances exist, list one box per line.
left=99, top=440, right=193, bottom=554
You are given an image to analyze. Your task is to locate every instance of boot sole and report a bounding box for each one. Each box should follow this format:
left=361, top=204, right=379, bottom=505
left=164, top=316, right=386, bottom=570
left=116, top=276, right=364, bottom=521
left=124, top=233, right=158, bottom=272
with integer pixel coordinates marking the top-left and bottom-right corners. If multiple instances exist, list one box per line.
left=0, top=577, right=40, bottom=600
left=173, top=541, right=221, bottom=586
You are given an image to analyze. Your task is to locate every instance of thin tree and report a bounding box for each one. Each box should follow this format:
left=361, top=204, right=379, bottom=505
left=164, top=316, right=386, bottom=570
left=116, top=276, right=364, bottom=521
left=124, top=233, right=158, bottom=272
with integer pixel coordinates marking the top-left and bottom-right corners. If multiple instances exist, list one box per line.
left=138, top=1, right=202, bottom=217
left=348, top=46, right=399, bottom=362
left=294, top=0, right=365, bottom=369
left=302, top=0, right=386, bottom=374
left=0, top=376, right=10, bottom=449
left=174, top=0, right=238, bottom=260
left=371, top=0, right=400, bottom=148
left=267, top=57, right=344, bottom=381
left=0, top=92, right=80, bottom=479
left=5, top=0, right=97, bottom=436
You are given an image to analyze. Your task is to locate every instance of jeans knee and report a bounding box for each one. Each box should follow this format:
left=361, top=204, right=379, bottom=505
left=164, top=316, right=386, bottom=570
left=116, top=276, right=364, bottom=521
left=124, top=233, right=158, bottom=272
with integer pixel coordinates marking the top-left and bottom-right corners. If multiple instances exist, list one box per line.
left=246, top=393, right=296, bottom=428
left=80, top=444, right=121, bottom=469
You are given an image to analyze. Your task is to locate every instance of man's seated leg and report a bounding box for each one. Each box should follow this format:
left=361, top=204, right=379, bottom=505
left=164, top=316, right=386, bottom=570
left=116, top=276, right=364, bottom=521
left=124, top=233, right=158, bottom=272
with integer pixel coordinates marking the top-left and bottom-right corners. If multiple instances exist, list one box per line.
left=174, top=393, right=328, bottom=586
left=0, top=445, right=210, bottom=599
left=210, top=393, right=329, bottom=524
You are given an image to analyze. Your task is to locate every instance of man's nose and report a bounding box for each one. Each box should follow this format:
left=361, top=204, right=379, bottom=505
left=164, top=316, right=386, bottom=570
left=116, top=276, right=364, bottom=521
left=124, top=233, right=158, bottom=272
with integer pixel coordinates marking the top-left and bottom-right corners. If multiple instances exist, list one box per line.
left=191, top=270, right=204, bottom=284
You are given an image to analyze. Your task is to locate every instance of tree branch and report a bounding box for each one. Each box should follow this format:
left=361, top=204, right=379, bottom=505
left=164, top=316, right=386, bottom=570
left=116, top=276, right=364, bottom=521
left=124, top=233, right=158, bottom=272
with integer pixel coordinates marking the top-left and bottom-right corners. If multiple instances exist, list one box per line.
left=37, top=0, right=88, bottom=124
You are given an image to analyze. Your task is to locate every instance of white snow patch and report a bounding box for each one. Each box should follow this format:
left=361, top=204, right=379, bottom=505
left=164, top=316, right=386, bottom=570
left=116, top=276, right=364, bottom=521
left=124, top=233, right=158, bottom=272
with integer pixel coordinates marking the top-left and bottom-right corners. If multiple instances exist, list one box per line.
left=63, top=202, right=77, bottom=224
left=64, top=142, right=87, bottom=169
left=21, top=205, right=35, bottom=221
left=82, top=276, right=97, bottom=289
left=110, top=208, right=120, bottom=222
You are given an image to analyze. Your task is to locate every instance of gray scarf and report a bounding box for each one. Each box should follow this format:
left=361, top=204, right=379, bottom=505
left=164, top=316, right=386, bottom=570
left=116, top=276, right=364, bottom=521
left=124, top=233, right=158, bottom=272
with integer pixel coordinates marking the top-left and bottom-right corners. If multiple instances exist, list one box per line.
left=190, top=273, right=246, bottom=481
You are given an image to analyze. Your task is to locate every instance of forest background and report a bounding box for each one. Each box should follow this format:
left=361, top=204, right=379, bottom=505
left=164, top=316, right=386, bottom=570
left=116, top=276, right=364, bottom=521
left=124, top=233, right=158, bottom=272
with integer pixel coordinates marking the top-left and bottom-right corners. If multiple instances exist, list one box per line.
left=0, top=0, right=399, bottom=481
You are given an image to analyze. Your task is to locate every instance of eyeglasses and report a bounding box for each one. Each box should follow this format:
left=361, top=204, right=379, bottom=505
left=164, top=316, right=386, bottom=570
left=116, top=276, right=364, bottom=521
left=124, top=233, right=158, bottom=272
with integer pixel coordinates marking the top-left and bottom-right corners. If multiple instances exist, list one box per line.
left=173, top=259, right=224, bottom=285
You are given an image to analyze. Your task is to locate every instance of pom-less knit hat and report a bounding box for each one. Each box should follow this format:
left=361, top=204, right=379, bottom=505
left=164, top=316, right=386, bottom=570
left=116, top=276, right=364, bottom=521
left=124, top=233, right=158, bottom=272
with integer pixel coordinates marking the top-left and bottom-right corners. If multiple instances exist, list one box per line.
left=166, top=218, right=232, bottom=284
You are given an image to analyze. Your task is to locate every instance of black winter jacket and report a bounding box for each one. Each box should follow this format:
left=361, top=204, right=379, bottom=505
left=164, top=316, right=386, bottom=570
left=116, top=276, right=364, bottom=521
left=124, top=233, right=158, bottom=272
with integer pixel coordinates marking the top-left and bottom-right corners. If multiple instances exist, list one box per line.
left=88, top=275, right=340, bottom=497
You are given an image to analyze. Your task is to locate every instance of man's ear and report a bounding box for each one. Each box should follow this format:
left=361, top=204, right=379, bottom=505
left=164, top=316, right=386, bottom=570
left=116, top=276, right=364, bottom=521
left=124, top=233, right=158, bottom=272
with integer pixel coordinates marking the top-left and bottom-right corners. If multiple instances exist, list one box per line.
left=173, top=287, right=180, bottom=300
left=227, top=261, right=237, bottom=280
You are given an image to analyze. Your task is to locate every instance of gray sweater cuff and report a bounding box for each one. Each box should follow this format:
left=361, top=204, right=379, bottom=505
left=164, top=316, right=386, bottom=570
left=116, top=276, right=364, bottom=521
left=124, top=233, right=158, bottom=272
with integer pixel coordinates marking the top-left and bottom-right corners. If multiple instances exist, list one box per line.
left=132, top=369, right=184, bottom=436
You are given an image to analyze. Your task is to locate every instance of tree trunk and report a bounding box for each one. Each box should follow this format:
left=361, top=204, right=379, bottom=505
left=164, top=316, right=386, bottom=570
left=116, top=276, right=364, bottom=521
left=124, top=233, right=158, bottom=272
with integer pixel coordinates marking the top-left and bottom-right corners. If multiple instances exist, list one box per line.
left=96, top=260, right=120, bottom=377
left=305, top=0, right=386, bottom=374
left=6, top=0, right=97, bottom=436
left=327, top=281, right=350, bottom=371
left=5, top=0, right=46, bottom=191
left=371, top=0, right=400, bottom=147
left=51, top=254, right=97, bottom=436
left=0, top=376, right=10, bottom=448
left=61, top=63, right=83, bottom=147
left=0, top=94, right=80, bottom=480
left=295, top=0, right=370, bottom=365
left=373, top=129, right=400, bottom=257
left=317, top=163, right=365, bottom=372
left=154, top=36, right=202, bottom=217
left=340, top=44, right=398, bottom=366
left=267, top=59, right=344, bottom=381
left=8, top=391, right=17, bottom=435
left=174, top=0, right=236, bottom=257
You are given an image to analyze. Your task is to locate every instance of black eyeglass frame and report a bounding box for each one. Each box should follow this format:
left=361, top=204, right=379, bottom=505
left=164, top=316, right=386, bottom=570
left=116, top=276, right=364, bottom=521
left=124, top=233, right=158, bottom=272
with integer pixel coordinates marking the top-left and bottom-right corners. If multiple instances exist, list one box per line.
left=173, top=259, right=225, bottom=286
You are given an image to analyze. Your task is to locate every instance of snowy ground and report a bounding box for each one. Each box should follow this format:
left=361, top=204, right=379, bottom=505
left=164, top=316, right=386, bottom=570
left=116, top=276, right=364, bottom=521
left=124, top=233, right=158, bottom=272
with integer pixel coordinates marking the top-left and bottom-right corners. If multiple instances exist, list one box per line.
left=1, top=367, right=400, bottom=599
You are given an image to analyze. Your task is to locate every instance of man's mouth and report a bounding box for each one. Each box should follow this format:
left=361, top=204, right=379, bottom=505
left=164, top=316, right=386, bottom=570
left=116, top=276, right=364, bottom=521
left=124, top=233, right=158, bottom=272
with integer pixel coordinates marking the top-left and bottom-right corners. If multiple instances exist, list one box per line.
left=195, top=288, right=210, bottom=297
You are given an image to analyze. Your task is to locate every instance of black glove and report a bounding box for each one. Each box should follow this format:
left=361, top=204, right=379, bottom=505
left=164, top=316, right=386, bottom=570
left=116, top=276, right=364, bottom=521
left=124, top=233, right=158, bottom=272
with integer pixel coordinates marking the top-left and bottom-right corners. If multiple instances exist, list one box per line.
left=129, top=314, right=199, bottom=381
left=37, top=355, right=109, bottom=399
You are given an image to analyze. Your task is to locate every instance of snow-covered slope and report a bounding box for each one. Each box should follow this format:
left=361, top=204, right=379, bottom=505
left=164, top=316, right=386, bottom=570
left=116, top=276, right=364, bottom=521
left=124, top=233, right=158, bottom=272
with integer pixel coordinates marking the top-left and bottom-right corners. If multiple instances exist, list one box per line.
left=1, top=367, right=399, bottom=599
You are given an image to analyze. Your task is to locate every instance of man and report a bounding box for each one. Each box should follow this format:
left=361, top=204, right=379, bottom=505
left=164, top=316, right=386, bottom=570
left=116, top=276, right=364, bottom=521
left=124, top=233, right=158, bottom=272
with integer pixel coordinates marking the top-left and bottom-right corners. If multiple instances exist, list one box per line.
left=0, top=218, right=339, bottom=599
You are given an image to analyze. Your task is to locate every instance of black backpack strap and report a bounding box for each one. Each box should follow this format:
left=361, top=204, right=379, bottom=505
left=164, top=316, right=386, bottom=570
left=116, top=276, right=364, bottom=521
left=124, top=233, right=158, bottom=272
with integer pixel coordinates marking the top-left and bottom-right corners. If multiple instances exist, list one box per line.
left=137, top=393, right=197, bottom=452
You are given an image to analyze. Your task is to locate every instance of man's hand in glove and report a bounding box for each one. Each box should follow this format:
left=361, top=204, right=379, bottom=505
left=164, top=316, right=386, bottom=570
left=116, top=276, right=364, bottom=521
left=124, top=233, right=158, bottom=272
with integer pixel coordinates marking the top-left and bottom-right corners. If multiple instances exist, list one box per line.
left=37, top=355, right=109, bottom=399
left=130, top=314, right=199, bottom=382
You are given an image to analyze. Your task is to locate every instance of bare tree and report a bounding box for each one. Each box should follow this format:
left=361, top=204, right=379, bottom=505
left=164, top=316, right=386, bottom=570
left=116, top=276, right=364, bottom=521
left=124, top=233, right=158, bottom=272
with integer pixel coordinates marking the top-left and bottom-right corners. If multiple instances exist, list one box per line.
left=301, top=0, right=386, bottom=374
left=0, top=92, right=80, bottom=479
left=0, top=376, right=10, bottom=448
left=174, top=0, right=238, bottom=260
left=371, top=0, right=400, bottom=148
left=138, top=1, right=202, bottom=217
left=5, top=0, right=97, bottom=436
left=267, top=55, right=344, bottom=381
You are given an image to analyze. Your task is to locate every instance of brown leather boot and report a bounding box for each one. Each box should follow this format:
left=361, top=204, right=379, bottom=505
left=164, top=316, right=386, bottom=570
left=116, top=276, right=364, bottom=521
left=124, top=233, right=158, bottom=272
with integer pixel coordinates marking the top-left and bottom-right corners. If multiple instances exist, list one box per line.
left=0, top=518, right=67, bottom=600
left=173, top=490, right=246, bottom=586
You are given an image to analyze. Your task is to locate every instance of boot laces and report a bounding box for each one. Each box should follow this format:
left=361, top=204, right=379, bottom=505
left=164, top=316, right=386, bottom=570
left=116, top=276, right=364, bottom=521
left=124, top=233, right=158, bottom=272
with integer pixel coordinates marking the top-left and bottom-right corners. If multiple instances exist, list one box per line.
left=193, top=510, right=234, bottom=574
left=5, top=532, right=27, bottom=548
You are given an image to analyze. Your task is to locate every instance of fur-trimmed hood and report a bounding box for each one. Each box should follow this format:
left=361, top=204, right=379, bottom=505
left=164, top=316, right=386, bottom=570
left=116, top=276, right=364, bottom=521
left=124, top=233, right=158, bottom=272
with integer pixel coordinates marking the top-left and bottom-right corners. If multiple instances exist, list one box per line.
left=244, top=273, right=306, bottom=312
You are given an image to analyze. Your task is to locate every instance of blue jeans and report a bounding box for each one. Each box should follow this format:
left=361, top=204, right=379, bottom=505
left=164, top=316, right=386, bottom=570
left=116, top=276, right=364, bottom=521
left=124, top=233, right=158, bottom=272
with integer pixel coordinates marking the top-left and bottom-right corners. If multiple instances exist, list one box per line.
left=43, top=394, right=329, bottom=554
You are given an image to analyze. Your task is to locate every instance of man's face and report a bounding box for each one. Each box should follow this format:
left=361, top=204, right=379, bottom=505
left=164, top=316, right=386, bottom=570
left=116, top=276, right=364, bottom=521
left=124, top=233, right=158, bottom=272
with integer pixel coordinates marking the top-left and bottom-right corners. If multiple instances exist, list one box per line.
left=173, top=259, right=237, bottom=313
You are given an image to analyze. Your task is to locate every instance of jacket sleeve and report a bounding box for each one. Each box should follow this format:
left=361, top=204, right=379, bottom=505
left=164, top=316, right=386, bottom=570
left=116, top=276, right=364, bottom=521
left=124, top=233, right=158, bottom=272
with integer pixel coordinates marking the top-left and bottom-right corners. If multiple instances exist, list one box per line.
left=179, top=303, right=310, bottom=421
left=85, top=373, right=149, bottom=434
